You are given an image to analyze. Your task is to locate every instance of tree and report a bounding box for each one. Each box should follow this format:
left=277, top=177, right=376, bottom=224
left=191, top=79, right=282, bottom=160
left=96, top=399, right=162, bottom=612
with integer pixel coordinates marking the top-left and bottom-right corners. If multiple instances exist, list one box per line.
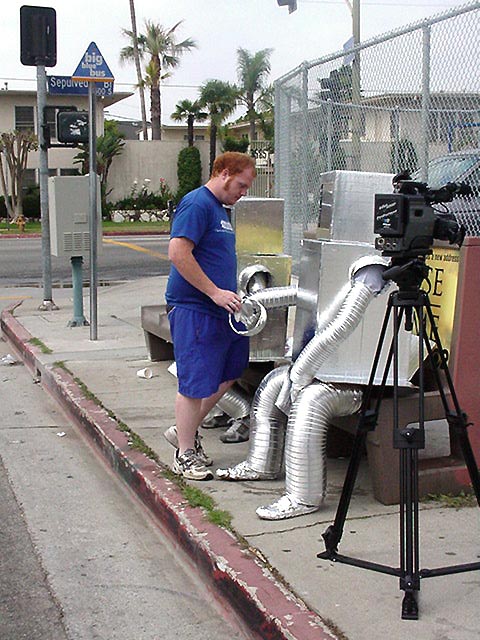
left=236, top=47, right=273, bottom=142
left=199, top=80, right=238, bottom=174
left=171, top=99, right=207, bottom=147
left=127, top=0, right=148, bottom=140
left=73, top=120, right=125, bottom=210
left=0, top=130, right=38, bottom=224
left=177, top=146, right=202, bottom=201
left=120, top=20, right=196, bottom=140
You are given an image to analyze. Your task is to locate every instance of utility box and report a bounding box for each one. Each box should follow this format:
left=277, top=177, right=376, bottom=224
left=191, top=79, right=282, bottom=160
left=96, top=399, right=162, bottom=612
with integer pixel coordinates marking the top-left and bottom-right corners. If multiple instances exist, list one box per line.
left=48, top=175, right=102, bottom=257
left=233, top=197, right=291, bottom=362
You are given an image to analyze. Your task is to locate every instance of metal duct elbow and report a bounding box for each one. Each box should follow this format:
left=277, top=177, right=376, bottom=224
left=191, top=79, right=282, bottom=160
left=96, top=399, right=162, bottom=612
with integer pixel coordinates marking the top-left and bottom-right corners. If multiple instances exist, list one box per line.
left=290, top=281, right=375, bottom=389
left=285, top=383, right=362, bottom=507
left=256, top=383, right=362, bottom=519
left=249, top=285, right=298, bottom=309
left=247, top=365, right=289, bottom=475
left=216, top=385, right=251, bottom=419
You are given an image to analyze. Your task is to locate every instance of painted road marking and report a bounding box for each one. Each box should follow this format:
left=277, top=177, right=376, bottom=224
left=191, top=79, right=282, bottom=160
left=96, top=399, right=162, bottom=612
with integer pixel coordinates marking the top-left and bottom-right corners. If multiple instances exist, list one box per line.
left=103, top=238, right=169, bottom=260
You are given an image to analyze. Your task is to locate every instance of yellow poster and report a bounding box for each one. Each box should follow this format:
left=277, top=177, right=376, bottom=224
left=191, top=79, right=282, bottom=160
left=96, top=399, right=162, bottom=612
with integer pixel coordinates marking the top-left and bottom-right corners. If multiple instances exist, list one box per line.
left=422, top=246, right=460, bottom=353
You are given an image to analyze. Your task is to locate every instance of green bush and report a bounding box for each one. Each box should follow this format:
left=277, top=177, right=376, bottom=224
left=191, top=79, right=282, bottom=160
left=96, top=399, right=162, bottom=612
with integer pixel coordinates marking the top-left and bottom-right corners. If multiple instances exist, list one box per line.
left=222, top=136, right=249, bottom=153
left=22, top=188, right=41, bottom=218
left=177, top=146, right=202, bottom=201
left=0, top=188, right=41, bottom=219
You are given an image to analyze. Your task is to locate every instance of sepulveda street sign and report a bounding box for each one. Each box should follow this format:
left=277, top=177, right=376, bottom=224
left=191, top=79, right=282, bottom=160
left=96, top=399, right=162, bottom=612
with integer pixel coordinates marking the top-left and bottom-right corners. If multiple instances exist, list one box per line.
left=72, top=42, right=114, bottom=83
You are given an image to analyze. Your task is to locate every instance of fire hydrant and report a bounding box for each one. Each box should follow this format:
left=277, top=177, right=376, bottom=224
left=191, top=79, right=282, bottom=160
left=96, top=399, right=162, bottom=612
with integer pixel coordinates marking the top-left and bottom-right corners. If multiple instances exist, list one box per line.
left=15, top=215, right=26, bottom=233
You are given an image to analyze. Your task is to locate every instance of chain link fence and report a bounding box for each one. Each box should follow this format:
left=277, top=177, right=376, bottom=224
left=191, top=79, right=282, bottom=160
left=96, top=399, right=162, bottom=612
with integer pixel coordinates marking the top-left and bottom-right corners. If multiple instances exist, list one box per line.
left=274, top=2, right=480, bottom=266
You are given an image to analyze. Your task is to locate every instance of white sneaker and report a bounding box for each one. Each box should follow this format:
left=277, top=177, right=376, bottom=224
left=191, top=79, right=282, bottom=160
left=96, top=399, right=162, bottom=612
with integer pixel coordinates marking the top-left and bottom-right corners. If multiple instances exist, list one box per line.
left=256, top=494, right=318, bottom=520
left=215, top=460, right=277, bottom=481
left=172, top=449, right=214, bottom=481
left=164, top=426, right=213, bottom=467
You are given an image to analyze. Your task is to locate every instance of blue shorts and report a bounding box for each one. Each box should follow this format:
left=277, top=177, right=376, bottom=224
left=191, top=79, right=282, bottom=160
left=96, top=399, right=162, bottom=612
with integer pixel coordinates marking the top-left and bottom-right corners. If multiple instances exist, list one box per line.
left=168, top=306, right=249, bottom=399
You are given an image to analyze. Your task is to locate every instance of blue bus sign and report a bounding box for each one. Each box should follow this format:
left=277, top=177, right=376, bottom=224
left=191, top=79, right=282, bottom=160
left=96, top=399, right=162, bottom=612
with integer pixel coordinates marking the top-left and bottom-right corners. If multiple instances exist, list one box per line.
left=72, top=42, right=114, bottom=83
left=48, top=75, right=114, bottom=97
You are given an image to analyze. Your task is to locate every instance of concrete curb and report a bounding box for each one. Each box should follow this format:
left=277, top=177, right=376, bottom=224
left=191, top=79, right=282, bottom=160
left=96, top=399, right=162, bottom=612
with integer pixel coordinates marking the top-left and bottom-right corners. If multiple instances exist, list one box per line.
left=1, top=303, right=339, bottom=640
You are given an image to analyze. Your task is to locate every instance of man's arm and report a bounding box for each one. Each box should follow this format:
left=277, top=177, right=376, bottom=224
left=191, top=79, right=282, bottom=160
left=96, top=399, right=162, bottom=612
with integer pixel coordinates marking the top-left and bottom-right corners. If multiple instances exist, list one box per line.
left=168, top=237, right=241, bottom=313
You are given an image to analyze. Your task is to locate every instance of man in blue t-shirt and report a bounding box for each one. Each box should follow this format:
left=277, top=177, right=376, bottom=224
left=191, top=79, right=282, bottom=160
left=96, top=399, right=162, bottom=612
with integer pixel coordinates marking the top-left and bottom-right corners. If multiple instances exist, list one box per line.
left=165, top=152, right=256, bottom=480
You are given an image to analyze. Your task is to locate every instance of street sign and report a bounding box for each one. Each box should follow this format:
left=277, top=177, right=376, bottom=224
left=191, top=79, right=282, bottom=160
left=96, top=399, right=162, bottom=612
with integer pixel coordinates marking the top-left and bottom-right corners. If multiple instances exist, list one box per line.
left=48, top=75, right=114, bottom=96
left=72, top=42, right=114, bottom=82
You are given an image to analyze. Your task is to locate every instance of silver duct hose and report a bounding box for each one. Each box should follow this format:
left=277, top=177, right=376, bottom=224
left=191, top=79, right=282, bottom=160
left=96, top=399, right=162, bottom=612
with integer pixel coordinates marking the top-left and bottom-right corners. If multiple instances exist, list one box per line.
left=249, top=285, right=298, bottom=309
left=290, top=281, right=375, bottom=390
left=230, top=285, right=298, bottom=337
left=216, top=365, right=289, bottom=480
left=216, top=385, right=251, bottom=419
left=285, top=383, right=362, bottom=506
left=247, top=365, right=289, bottom=475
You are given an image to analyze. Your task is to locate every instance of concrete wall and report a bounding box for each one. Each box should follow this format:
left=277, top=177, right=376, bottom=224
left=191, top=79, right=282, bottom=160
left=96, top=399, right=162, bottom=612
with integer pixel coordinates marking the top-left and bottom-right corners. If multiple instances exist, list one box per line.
left=107, top=140, right=214, bottom=203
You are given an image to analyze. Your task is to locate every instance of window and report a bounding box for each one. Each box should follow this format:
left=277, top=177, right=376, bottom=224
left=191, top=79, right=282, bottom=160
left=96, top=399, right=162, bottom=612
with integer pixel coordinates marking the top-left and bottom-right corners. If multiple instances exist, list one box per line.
left=60, top=168, right=81, bottom=176
left=15, top=106, right=35, bottom=132
left=194, top=135, right=205, bottom=141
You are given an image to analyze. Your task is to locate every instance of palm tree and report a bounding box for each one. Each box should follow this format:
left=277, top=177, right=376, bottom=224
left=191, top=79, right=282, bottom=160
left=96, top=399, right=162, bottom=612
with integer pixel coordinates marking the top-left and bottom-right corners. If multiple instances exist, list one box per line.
left=171, top=99, right=207, bottom=146
left=126, top=0, right=148, bottom=140
left=199, top=80, right=238, bottom=174
left=236, top=47, right=273, bottom=142
left=120, top=20, right=196, bottom=140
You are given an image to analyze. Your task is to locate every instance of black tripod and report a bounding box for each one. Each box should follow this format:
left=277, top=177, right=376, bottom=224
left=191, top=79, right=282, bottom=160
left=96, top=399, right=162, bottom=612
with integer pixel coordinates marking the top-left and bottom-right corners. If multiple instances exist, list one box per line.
left=318, top=256, right=480, bottom=620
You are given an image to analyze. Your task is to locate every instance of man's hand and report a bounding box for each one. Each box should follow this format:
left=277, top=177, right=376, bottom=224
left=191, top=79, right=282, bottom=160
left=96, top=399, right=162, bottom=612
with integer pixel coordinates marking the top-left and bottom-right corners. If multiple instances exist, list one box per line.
left=211, top=289, right=242, bottom=313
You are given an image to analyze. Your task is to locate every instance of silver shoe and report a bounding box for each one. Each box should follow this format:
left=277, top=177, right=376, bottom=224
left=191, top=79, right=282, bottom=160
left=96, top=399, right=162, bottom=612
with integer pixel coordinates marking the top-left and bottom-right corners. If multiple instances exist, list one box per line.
left=219, top=418, right=250, bottom=443
left=215, top=460, right=277, bottom=481
left=255, top=494, right=318, bottom=520
left=164, top=425, right=213, bottom=467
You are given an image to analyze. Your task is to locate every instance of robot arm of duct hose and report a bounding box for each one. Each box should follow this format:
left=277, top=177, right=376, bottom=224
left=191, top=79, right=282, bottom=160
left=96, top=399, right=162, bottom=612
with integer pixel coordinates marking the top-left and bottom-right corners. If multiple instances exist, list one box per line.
left=276, top=255, right=391, bottom=413
left=229, top=264, right=298, bottom=337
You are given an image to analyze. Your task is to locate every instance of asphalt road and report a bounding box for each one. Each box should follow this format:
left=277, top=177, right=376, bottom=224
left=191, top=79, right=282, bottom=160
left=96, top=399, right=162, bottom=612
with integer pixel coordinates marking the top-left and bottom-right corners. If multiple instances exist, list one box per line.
left=0, top=234, right=171, bottom=287
left=0, top=338, right=249, bottom=640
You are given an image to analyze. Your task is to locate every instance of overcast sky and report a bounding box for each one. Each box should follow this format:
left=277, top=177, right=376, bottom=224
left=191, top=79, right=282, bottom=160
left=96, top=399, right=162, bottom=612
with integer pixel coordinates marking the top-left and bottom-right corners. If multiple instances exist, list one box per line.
left=1, top=0, right=469, bottom=125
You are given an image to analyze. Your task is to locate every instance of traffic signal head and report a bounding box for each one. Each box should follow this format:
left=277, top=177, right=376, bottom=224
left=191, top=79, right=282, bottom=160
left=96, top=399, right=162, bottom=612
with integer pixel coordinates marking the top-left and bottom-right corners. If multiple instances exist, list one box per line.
left=57, top=111, right=89, bottom=144
left=20, top=6, right=57, bottom=67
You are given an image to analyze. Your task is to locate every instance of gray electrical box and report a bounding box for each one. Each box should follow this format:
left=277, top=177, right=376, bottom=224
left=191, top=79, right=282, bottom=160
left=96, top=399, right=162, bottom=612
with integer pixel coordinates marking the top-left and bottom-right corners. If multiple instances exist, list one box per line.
left=48, top=175, right=102, bottom=257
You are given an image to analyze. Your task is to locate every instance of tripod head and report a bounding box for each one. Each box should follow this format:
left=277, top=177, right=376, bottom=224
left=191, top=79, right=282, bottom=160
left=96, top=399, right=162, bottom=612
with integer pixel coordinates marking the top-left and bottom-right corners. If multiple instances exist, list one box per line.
left=382, top=256, right=430, bottom=295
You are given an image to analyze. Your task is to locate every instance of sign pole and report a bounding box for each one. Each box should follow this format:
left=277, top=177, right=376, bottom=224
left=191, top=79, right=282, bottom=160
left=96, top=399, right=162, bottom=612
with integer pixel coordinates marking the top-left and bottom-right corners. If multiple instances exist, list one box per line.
left=88, top=82, right=98, bottom=340
left=36, top=63, right=58, bottom=310
left=72, top=41, right=114, bottom=341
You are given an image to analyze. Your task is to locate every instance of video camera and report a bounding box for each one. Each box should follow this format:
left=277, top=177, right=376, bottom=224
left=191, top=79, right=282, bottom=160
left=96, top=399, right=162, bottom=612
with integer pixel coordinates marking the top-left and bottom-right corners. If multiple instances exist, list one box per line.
left=374, top=173, right=469, bottom=258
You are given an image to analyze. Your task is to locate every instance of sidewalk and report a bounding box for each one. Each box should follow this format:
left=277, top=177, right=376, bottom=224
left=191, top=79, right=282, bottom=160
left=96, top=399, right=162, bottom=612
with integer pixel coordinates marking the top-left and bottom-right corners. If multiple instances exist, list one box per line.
left=1, top=277, right=479, bottom=640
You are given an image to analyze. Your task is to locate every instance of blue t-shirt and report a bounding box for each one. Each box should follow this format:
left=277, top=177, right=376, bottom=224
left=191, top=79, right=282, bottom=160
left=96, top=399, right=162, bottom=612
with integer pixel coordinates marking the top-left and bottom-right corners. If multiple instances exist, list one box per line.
left=165, top=186, right=237, bottom=318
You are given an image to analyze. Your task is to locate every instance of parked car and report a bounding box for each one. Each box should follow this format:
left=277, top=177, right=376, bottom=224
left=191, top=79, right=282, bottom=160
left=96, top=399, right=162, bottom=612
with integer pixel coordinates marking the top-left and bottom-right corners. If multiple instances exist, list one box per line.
left=412, top=148, right=480, bottom=236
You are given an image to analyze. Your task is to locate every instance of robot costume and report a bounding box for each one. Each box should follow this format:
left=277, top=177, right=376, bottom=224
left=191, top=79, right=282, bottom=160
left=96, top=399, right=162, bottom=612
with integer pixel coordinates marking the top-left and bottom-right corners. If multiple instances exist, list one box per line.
left=216, top=254, right=391, bottom=520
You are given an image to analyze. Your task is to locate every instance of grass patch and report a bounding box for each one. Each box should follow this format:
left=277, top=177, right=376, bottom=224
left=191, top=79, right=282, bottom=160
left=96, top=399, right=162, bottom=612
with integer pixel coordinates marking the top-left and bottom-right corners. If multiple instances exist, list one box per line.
left=0, top=220, right=169, bottom=235
left=57, top=363, right=234, bottom=530
left=422, top=491, right=477, bottom=508
left=28, top=337, right=53, bottom=354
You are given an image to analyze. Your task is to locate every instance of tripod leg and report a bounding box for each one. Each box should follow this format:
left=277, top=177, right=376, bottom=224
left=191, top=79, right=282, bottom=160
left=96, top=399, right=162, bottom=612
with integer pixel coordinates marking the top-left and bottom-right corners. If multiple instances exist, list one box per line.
left=399, top=448, right=420, bottom=620
left=320, top=298, right=395, bottom=557
left=321, top=410, right=377, bottom=556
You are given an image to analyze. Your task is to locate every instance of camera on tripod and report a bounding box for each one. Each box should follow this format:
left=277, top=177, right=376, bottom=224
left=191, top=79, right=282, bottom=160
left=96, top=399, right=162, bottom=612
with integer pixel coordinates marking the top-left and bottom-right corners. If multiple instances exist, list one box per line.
left=373, top=173, right=470, bottom=257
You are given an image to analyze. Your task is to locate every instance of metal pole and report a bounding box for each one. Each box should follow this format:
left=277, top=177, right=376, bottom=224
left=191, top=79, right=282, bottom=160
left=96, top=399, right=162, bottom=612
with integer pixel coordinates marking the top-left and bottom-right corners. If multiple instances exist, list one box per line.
left=36, top=64, right=57, bottom=311
left=420, top=25, right=431, bottom=183
left=326, top=99, right=333, bottom=170
left=88, top=83, right=98, bottom=340
left=69, top=256, right=88, bottom=326
left=351, top=0, right=362, bottom=171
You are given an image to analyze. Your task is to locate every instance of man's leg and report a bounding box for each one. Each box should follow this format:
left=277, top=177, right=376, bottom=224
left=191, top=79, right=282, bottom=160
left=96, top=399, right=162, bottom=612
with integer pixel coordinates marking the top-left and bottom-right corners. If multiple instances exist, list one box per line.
left=176, top=380, right=235, bottom=454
